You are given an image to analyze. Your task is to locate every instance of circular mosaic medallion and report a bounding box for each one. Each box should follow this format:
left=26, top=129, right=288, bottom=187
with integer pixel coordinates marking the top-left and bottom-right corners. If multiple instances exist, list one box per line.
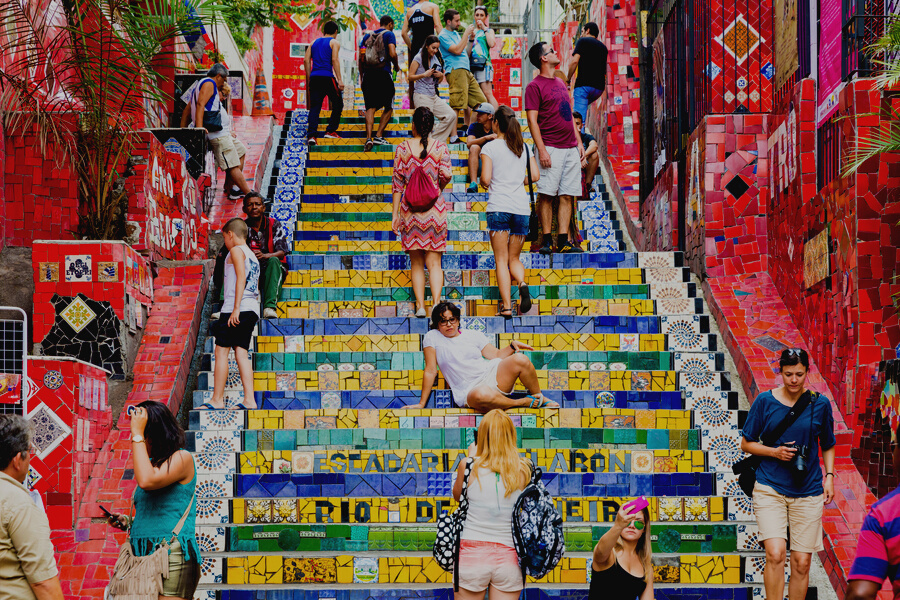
left=43, top=370, right=63, bottom=390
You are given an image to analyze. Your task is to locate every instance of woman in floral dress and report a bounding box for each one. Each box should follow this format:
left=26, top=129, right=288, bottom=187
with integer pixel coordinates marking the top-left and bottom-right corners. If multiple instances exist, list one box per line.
left=392, top=106, right=453, bottom=317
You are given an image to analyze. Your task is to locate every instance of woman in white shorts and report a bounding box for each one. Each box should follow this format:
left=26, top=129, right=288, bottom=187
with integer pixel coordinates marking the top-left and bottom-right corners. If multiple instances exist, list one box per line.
left=453, top=409, right=531, bottom=599
left=413, top=302, right=558, bottom=411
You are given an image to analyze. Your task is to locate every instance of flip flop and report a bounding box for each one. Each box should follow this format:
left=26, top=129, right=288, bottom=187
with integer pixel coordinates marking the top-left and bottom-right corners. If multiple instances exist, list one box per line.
left=526, top=394, right=559, bottom=409
left=231, top=403, right=257, bottom=411
left=199, top=402, right=224, bottom=410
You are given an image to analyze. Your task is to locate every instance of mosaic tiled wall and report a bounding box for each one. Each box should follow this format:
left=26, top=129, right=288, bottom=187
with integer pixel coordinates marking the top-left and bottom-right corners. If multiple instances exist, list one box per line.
left=124, top=131, right=209, bottom=261
left=707, top=0, right=775, bottom=114
left=855, top=360, right=899, bottom=499
left=641, top=162, right=678, bottom=251
left=1, top=125, right=79, bottom=249
left=26, top=357, right=111, bottom=529
left=32, top=241, right=153, bottom=376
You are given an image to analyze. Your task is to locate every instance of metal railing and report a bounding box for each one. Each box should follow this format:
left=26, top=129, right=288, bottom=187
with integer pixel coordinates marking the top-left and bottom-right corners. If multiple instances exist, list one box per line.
left=843, top=0, right=895, bottom=79
left=0, top=308, right=28, bottom=416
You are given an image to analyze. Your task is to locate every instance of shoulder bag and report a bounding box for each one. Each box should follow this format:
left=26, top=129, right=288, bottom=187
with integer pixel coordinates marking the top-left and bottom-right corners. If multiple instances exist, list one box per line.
left=105, top=489, right=196, bottom=600
left=403, top=141, right=441, bottom=213
left=731, top=390, right=817, bottom=497
left=524, top=145, right=540, bottom=243
left=433, top=457, right=473, bottom=591
left=198, top=78, right=223, bottom=132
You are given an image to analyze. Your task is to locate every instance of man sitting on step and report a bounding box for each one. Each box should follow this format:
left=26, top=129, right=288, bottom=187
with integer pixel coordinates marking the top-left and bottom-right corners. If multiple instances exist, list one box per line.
left=574, top=111, right=599, bottom=197
left=213, top=192, right=288, bottom=320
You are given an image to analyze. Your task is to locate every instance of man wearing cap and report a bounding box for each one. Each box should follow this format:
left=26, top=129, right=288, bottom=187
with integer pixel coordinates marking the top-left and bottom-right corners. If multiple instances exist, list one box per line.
left=465, top=102, right=496, bottom=193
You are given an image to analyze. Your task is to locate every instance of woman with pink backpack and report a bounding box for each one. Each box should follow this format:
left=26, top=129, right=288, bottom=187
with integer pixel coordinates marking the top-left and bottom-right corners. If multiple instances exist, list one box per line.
left=391, top=106, right=453, bottom=317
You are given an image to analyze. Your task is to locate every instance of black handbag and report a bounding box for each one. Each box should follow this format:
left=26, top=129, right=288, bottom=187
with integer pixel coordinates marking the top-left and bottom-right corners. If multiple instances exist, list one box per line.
left=732, top=390, right=817, bottom=497
left=525, top=145, right=540, bottom=243
left=203, top=109, right=223, bottom=133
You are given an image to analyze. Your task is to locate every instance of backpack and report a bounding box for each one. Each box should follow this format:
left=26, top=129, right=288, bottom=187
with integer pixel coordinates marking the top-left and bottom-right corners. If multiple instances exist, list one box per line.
left=402, top=142, right=441, bottom=213
left=363, top=30, right=387, bottom=70
left=433, top=458, right=473, bottom=591
left=511, top=465, right=565, bottom=582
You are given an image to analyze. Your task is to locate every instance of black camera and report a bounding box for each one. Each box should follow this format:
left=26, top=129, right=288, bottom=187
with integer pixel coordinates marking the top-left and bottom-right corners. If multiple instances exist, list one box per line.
left=784, top=442, right=810, bottom=477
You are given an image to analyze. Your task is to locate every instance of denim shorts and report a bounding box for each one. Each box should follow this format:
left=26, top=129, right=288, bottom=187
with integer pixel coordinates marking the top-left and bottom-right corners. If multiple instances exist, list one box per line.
left=486, top=212, right=530, bottom=236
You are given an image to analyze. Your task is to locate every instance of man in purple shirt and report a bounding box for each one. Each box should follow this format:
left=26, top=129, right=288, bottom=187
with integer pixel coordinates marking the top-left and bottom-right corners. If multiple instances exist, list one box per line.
left=847, top=424, right=900, bottom=599
left=525, top=41, right=584, bottom=254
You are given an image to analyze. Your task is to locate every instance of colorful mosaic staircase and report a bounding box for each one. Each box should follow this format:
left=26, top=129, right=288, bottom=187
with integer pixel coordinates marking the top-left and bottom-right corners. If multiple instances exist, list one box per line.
left=185, top=110, right=794, bottom=600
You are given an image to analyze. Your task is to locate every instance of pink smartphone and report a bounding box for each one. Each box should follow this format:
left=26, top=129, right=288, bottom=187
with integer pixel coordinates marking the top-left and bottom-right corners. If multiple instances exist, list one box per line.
left=624, top=496, right=648, bottom=515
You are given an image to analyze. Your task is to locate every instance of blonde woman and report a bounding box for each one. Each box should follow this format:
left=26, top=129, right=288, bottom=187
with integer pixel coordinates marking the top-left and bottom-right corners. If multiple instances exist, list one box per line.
left=452, top=409, right=531, bottom=600
left=590, top=503, right=654, bottom=600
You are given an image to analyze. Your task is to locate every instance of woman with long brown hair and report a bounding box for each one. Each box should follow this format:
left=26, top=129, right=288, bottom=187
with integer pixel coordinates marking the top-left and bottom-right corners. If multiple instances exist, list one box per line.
left=480, top=104, right=540, bottom=318
left=409, top=35, right=456, bottom=142
left=452, top=409, right=532, bottom=600
left=590, top=502, right=654, bottom=600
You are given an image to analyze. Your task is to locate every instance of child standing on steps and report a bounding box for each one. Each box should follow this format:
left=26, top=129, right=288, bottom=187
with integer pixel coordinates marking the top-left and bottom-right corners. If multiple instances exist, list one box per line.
left=204, top=218, right=260, bottom=410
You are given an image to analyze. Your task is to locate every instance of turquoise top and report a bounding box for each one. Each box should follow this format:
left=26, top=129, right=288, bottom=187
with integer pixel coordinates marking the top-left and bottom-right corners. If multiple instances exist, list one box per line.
left=130, top=468, right=199, bottom=562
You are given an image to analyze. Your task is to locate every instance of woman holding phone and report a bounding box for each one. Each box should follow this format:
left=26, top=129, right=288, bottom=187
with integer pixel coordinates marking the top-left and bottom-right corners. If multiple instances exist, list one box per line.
left=590, top=500, right=654, bottom=600
left=409, top=36, right=457, bottom=142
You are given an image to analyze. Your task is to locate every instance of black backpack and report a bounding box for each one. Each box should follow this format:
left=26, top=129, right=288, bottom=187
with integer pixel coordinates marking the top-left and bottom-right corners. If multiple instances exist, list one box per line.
left=511, top=466, right=565, bottom=582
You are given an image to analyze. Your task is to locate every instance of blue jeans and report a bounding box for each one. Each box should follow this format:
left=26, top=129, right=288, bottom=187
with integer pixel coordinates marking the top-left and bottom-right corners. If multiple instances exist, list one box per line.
left=486, top=212, right=530, bottom=236
left=573, top=85, right=603, bottom=127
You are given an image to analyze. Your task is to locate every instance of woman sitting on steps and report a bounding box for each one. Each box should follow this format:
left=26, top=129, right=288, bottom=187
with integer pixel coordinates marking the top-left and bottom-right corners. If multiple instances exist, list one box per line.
left=412, top=302, right=559, bottom=412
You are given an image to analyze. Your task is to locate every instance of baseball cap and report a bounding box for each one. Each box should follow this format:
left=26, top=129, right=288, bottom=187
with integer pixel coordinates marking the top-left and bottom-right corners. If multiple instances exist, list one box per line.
left=474, top=103, right=495, bottom=115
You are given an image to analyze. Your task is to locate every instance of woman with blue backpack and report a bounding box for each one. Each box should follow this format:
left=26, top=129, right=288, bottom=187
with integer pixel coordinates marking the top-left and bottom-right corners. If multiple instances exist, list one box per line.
left=590, top=502, right=654, bottom=600
left=451, top=410, right=530, bottom=599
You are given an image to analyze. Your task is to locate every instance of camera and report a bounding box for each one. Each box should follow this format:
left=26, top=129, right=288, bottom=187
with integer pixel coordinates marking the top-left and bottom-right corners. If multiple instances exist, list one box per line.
left=784, top=442, right=810, bottom=478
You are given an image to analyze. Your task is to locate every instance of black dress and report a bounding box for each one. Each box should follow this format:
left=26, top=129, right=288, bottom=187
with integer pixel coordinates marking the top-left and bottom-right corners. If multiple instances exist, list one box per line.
left=590, top=557, right=647, bottom=600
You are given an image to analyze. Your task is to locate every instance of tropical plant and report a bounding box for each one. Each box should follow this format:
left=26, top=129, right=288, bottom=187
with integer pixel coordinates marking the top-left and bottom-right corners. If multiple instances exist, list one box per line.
left=842, top=17, right=900, bottom=175
left=223, top=0, right=311, bottom=55
left=310, top=0, right=374, bottom=32
left=0, top=0, right=224, bottom=240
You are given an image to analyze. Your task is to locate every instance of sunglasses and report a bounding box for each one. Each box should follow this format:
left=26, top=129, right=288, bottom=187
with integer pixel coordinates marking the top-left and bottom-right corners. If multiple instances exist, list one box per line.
left=543, top=47, right=557, bottom=56
left=632, top=520, right=645, bottom=531
left=474, top=4, right=487, bottom=10
left=783, top=348, right=807, bottom=358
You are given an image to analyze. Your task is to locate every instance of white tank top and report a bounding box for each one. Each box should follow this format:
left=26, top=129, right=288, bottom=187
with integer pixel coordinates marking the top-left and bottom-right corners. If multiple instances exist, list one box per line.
left=460, top=465, right=523, bottom=548
left=222, top=244, right=260, bottom=314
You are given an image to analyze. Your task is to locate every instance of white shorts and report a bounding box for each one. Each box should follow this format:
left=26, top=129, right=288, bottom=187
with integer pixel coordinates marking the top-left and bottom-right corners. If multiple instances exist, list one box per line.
left=474, top=64, right=494, bottom=85
left=536, top=146, right=582, bottom=197
left=456, top=358, right=506, bottom=407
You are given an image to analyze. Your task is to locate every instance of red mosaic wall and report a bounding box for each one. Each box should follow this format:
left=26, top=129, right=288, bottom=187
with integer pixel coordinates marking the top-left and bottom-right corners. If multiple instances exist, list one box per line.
left=640, top=161, right=678, bottom=251
left=32, top=241, right=153, bottom=346
left=124, top=132, right=209, bottom=261
left=51, top=263, right=210, bottom=600
left=489, top=36, right=526, bottom=111
left=25, top=357, right=111, bottom=530
left=2, top=126, right=79, bottom=248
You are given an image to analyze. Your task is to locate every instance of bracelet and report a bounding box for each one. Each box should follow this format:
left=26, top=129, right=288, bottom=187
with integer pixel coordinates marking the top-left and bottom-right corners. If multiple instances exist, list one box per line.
left=825, top=472, right=834, bottom=477
left=510, top=343, right=517, bottom=353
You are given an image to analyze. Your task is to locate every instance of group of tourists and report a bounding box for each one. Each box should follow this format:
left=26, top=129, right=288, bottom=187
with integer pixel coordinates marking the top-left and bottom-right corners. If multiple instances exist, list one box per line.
left=5, top=346, right=886, bottom=600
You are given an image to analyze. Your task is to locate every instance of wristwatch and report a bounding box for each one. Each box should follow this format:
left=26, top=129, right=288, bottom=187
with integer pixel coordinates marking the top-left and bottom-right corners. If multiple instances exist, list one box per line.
left=131, top=434, right=145, bottom=444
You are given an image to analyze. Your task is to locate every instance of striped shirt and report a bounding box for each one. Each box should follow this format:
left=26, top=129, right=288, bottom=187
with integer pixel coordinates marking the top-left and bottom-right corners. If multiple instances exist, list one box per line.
left=848, top=486, right=900, bottom=596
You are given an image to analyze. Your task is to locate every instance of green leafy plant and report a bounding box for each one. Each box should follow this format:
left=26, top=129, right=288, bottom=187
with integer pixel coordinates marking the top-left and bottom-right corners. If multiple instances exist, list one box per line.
left=0, top=0, right=225, bottom=239
left=843, top=17, right=900, bottom=175
left=437, top=0, right=499, bottom=26
left=223, top=0, right=309, bottom=55
left=310, top=0, right=374, bottom=32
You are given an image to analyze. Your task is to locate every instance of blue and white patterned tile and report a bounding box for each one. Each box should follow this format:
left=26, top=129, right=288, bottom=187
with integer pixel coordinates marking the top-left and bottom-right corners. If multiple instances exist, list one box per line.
left=662, top=315, right=703, bottom=335
left=273, top=187, right=303, bottom=204
left=678, top=370, right=724, bottom=393
left=684, top=391, right=731, bottom=411
left=197, top=474, right=234, bottom=499
left=192, top=430, right=243, bottom=453
left=196, top=526, right=227, bottom=553
left=277, top=170, right=304, bottom=188
left=705, top=435, right=745, bottom=472
left=198, top=556, right=223, bottom=585
left=195, top=452, right=238, bottom=475
left=737, top=523, right=762, bottom=551
left=648, top=283, right=692, bottom=298
left=695, top=409, right=740, bottom=430
left=674, top=352, right=716, bottom=372
left=715, top=472, right=745, bottom=497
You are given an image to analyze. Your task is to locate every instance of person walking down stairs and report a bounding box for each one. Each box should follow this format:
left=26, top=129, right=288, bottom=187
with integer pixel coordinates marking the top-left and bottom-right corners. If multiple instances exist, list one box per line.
left=304, top=21, right=344, bottom=146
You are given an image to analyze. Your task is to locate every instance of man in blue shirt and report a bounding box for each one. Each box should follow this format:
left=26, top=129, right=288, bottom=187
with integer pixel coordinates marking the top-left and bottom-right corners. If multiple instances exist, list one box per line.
left=303, top=21, right=344, bottom=145
left=359, top=15, right=399, bottom=151
left=439, top=9, right=486, bottom=138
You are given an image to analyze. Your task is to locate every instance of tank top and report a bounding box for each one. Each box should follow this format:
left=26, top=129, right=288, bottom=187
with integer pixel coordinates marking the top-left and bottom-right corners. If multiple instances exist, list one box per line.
left=413, top=53, right=441, bottom=96
left=310, top=37, right=334, bottom=77
left=189, top=77, right=226, bottom=141
left=223, top=244, right=260, bottom=314
left=409, top=6, right=435, bottom=49
left=589, top=556, right=647, bottom=600
left=130, top=468, right=200, bottom=562
left=460, top=465, right=523, bottom=548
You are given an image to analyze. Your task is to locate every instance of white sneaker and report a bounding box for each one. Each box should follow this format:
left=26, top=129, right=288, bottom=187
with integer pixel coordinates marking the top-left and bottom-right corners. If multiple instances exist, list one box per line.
left=211, top=311, right=221, bottom=319
left=263, top=308, right=278, bottom=319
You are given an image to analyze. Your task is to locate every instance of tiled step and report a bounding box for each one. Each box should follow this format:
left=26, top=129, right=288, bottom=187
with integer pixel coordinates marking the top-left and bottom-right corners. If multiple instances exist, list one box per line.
left=196, top=493, right=747, bottom=527
left=240, top=349, right=725, bottom=372
left=215, top=522, right=761, bottom=554
left=187, top=426, right=705, bottom=452
left=209, top=588, right=773, bottom=600
left=271, top=297, right=707, bottom=318
left=280, top=200, right=612, bottom=215
left=286, top=251, right=677, bottom=271
left=282, top=266, right=690, bottom=288
left=273, top=282, right=700, bottom=301
left=190, top=389, right=740, bottom=411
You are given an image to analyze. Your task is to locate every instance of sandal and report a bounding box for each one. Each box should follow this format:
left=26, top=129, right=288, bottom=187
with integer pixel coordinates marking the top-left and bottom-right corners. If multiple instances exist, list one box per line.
left=199, top=402, right=225, bottom=410
left=498, top=308, right=513, bottom=320
left=526, top=394, right=559, bottom=409
left=231, top=402, right=257, bottom=410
